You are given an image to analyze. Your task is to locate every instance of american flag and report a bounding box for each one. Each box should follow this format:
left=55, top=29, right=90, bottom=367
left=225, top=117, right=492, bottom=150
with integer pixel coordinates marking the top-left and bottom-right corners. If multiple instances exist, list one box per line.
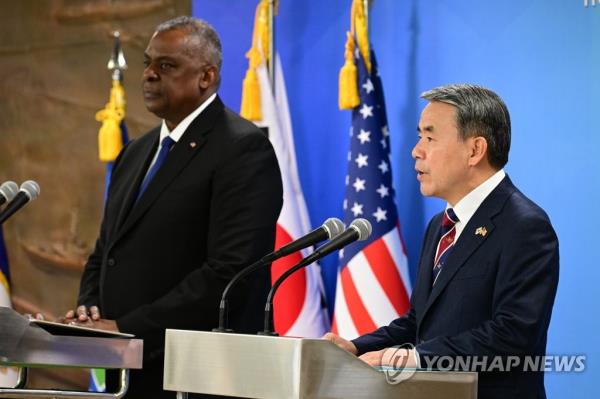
left=332, top=47, right=411, bottom=339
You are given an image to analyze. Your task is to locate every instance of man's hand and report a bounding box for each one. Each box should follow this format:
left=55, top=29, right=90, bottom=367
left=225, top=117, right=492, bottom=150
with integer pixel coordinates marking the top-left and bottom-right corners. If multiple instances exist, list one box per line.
left=359, top=347, right=418, bottom=368
left=73, top=305, right=101, bottom=322
left=79, top=318, right=119, bottom=332
left=58, top=305, right=119, bottom=332
left=322, top=332, right=358, bottom=355
left=24, top=313, right=46, bottom=321
left=59, top=305, right=101, bottom=324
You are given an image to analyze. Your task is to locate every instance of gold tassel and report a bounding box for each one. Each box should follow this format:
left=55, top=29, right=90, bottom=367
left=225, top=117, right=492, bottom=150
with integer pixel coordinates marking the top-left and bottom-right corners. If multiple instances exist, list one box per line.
left=241, top=52, right=262, bottom=121
left=96, top=80, right=125, bottom=162
left=96, top=108, right=124, bottom=162
left=338, top=31, right=360, bottom=110
left=240, top=0, right=270, bottom=121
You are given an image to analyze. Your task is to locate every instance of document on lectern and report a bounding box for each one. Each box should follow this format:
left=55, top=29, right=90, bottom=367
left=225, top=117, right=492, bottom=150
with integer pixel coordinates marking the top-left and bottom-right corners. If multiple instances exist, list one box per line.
left=30, top=319, right=134, bottom=338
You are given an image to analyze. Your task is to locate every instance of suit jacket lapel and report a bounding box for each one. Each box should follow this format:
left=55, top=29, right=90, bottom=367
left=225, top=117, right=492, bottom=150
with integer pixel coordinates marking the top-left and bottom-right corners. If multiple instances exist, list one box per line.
left=112, top=96, right=224, bottom=246
left=413, top=217, right=440, bottom=314
left=112, top=130, right=159, bottom=235
left=418, top=176, right=516, bottom=325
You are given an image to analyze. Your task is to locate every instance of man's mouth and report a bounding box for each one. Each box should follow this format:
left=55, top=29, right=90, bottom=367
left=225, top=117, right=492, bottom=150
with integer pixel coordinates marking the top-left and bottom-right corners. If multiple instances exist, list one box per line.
left=143, top=88, right=161, bottom=99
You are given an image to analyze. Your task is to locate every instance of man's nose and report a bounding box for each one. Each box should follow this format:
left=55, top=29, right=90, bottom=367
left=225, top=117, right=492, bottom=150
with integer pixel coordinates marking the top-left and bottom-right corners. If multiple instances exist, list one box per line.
left=143, top=65, right=158, bottom=81
left=411, top=141, right=423, bottom=160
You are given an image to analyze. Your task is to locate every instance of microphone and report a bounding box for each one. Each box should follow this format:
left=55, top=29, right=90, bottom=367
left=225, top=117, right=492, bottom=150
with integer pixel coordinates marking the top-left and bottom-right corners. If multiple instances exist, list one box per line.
left=260, top=218, right=372, bottom=335
left=0, top=181, right=19, bottom=206
left=264, top=218, right=346, bottom=263
left=213, top=217, right=345, bottom=333
left=0, top=180, right=40, bottom=225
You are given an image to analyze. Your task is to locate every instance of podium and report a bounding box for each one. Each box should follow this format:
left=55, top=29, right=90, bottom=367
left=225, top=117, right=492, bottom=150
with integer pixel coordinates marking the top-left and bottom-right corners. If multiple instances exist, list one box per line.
left=0, top=307, right=143, bottom=399
left=164, top=330, right=477, bottom=399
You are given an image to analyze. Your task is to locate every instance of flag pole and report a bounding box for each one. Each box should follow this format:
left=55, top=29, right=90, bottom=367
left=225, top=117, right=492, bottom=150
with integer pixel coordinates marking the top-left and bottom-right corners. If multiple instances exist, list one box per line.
left=268, top=0, right=278, bottom=92
left=108, top=31, right=127, bottom=82
left=363, top=0, right=370, bottom=36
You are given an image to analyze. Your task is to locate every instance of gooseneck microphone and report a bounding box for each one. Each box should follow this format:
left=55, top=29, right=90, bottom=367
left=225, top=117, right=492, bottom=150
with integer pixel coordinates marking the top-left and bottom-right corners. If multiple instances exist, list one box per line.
left=213, top=217, right=345, bottom=333
left=265, top=218, right=346, bottom=263
left=260, top=218, right=372, bottom=335
left=0, top=181, right=19, bottom=206
left=0, top=180, right=40, bottom=225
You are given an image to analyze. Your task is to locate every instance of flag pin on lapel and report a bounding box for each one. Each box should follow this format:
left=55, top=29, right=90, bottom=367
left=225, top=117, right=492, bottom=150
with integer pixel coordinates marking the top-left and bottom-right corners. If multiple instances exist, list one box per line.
left=189, top=142, right=197, bottom=149
left=475, top=227, right=488, bottom=237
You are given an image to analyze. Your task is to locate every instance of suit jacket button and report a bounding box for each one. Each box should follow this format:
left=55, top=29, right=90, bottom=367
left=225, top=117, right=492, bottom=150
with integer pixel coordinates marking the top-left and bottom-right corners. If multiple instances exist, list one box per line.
left=107, top=258, right=116, bottom=267
left=419, top=340, right=425, bottom=344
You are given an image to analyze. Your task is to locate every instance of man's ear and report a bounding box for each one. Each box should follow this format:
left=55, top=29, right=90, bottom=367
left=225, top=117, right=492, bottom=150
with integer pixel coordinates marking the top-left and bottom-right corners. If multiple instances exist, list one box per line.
left=198, top=65, right=219, bottom=90
left=468, top=136, right=488, bottom=166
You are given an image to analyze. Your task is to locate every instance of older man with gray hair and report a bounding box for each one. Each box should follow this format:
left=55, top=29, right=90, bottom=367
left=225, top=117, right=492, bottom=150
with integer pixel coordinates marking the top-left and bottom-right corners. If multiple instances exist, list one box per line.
left=64, top=16, right=283, bottom=398
left=326, top=84, right=559, bottom=399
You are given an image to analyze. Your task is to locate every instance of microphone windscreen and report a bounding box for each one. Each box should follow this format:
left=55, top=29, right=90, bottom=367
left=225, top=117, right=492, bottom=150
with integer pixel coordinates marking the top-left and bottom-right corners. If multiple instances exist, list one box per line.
left=0, top=181, right=19, bottom=202
left=323, top=217, right=345, bottom=239
left=20, top=180, right=40, bottom=200
left=350, top=218, right=372, bottom=241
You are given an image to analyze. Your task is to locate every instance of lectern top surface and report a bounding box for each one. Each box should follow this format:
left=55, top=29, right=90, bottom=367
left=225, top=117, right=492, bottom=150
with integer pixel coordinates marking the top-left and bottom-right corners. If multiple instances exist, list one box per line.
left=30, top=319, right=134, bottom=338
left=0, top=307, right=143, bottom=369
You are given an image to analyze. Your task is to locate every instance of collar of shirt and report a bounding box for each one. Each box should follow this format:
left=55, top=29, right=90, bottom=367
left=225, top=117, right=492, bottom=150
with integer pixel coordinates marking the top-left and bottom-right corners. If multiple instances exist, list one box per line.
left=140, top=94, right=217, bottom=182
left=159, top=93, right=217, bottom=143
left=449, top=169, right=506, bottom=241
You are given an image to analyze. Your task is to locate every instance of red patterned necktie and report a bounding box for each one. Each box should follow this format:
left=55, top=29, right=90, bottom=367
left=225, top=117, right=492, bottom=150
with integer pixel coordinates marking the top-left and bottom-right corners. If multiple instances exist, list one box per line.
left=432, top=208, right=459, bottom=285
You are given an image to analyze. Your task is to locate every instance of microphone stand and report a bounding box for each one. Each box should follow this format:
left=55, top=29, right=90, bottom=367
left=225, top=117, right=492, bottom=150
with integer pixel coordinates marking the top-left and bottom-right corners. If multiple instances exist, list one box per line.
left=213, top=218, right=344, bottom=333
left=258, top=219, right=371, bottom=335
left=213, top=253, right=276, bottom=333
left=259, top=255, right=316, bottom=336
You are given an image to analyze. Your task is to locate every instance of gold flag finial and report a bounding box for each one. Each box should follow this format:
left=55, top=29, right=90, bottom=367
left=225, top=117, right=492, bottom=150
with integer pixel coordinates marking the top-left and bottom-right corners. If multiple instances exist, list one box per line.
left=240, top=0, right=270, bottom=121
left=96, top=31, right=127, bottom=162
left=339, top=0, right=372, bottom=110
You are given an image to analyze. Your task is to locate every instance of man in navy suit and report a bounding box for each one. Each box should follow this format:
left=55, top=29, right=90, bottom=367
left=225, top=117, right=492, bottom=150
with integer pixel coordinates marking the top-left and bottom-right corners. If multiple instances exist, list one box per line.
left=325, top=84, right=559, bottom=399
left=62, top=17, right=283, bottom=398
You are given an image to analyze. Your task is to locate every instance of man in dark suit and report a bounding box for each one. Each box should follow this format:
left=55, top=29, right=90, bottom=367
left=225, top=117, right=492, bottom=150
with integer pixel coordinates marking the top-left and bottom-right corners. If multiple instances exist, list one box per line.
left=325, top=84, right=559, bottom=399
left=63, top=17, right=283, bottom=398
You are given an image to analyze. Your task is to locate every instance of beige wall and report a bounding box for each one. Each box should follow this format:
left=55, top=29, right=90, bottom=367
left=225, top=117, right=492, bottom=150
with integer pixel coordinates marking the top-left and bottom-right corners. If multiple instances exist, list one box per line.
left=0, top=0, right=190, bottom=389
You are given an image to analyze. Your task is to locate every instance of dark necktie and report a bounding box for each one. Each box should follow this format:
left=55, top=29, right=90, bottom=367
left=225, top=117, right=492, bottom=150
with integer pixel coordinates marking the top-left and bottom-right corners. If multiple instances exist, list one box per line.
left=432, top=208, right=459, bottom=285
left=136, top=136, right=175, bottom=202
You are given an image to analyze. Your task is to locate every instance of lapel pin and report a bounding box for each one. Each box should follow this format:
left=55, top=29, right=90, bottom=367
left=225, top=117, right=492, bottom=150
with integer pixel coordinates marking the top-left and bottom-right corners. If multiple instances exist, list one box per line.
left=189, top=142, right=197, bottom=149
left=475, top=227, right=488, bottom=237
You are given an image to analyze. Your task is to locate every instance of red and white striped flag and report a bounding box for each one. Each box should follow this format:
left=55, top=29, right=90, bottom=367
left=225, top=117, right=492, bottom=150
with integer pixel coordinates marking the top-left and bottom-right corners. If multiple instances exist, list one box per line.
left=258, top=58, right=330, bottom=336
left=240, top=0, right=329, bottom=336
left=332, top=1, right=411, bottom=339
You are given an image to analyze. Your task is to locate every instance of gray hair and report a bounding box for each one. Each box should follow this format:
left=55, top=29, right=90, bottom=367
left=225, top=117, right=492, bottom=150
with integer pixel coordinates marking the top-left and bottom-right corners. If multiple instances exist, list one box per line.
left=421, top=84, right=511, bottom=169
left=156, top=16, right=222, bottom=71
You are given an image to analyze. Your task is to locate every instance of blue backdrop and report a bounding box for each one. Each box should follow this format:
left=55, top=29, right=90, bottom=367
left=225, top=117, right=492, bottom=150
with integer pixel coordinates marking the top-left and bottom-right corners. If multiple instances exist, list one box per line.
left=194, top=1, right=598, bottom=397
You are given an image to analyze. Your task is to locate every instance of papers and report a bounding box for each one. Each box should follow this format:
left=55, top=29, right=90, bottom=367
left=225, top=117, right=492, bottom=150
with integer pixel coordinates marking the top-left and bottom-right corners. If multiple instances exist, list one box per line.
left=30, top=319, right=134, bottom=338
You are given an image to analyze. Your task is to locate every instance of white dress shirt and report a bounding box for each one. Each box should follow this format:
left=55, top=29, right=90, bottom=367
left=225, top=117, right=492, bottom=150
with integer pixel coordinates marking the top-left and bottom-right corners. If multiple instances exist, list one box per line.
left=449, top=169, right=506, bottom=242
left=143, top=93, right=217, bottom=178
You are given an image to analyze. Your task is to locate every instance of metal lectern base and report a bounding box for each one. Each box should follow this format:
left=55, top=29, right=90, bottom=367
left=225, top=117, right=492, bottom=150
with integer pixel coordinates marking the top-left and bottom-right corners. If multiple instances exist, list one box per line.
left=164, top=330, right=477, bottom=399
left=0, top=369, right=129, bottom=399
left=0, top=307, right=143, bottom=399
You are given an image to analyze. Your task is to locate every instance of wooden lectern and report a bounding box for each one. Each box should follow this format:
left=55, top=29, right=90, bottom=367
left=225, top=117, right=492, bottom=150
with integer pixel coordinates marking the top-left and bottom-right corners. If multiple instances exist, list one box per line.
left=164, top=329, right=477, bottom=399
